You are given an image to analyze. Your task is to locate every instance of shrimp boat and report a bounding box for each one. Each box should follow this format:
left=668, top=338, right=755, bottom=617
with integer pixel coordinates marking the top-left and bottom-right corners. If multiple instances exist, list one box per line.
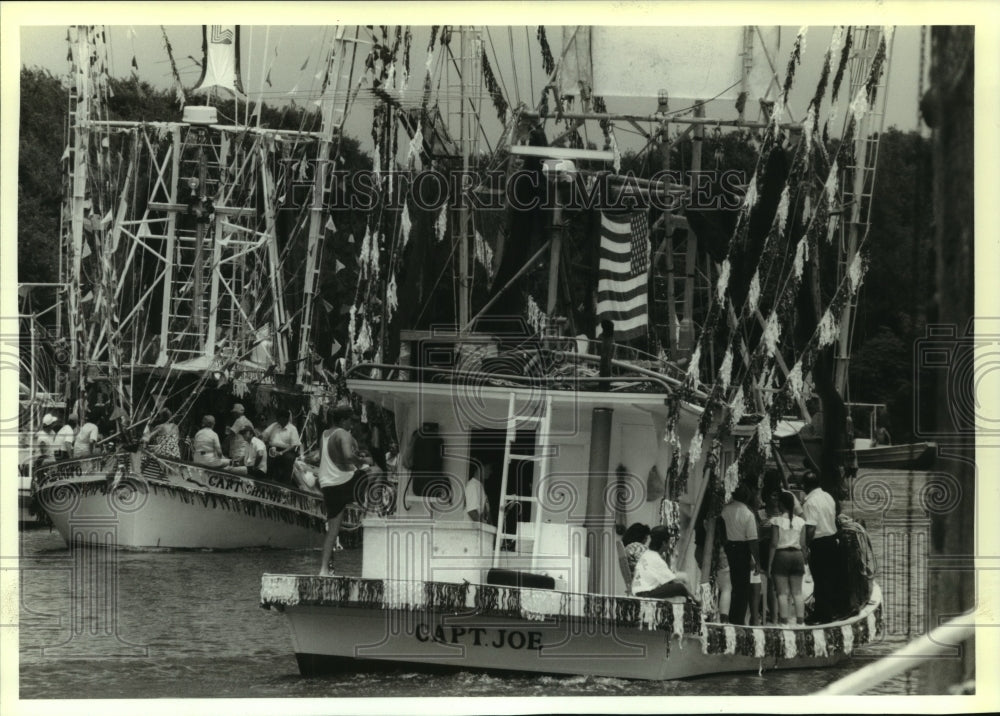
left=262, top=24, right=889, bottom=678
left=25, top=24, right=365, bottom=549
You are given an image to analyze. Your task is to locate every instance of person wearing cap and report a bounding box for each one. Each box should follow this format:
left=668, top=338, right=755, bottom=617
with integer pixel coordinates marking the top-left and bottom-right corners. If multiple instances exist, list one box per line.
left=192, top=415, right=230, bottom=468
left=36, top=414, right=58, bottom=465
left=318, top=406, right=372, bottom=576
left=225, top=403, right=253, bottom=463
left=73, top=413, right=102, bottom=458
left=240, top=424, right=268, bottom=480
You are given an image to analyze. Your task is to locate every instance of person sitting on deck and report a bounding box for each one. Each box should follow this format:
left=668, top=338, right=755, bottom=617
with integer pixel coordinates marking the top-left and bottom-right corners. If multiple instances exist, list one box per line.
left=464, top=463, right=491, bottom=524
left=55, top=415, right=75, bottom=460
left=145, top=408, right=181, bottom=459
left=621, top=522, right=652, bottom=579
left=238, top=424, right=268, bottom=480
left=192, top=415, right=230, bottom=468
left=631, top=525, right=693, bottom=600
left=263, top=409, right=300, bottom=483
left=73, top=412, right=102, bottom=458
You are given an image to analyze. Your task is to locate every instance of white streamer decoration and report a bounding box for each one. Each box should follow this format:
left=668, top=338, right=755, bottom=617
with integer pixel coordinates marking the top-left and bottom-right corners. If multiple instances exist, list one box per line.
left=687, top=345, right=702, bottom=385
left=688, top=432, right=704, bottom=466
left=724, top=625, right=737, bottom=655
left=718, top=346, right=734, bottom=391
left=797, top=26, right=808, bottom=54
left=716, top=259, right=731, bottom=302
left=753, top=628, right=766, bottom=658
left=743, top=175, right=758, bottom=209
left=782, top=629, right=798, bottom=658
left=763, top=312, right=782, bottom=356
left=359, top=227, right=372, bottom=278
left=813, top=629, right=828, bottom=657
left=611, top=132, right=622, bottom=173
left=825, top=159, right=839, bottom=243
left=747, top=272, right=761, bottom=314
left=803, top=105, right=816, bottom=158
left=355, top=319, right=372, bottom=356
left=435, top=206, right=448, bottom=242
left=520, top=588, right=563, bottom=622
left=848, top=252, right=865, bottom=293
left=386, top=273, right=398, bottom=317
left=260, top=576, right=299, bottom=605
left=842, top=624, right=854, bottom=654
left=369, top=231, right=380, bottom=281
left=406, top=126, right=423, bottom=170
left=787, top=361, right=804, bottom=401
left=776, top=186, right=791, bottom=235
left=401, top=203, right=412, bottom=249
left=757, top=419, right=772, bottom=456
left=348, top=304, right=357, bottom=353
left=723, top=463, right=739, bottom=501
left=639, top=600, right=659, bottom=630
left=730, top=386, right=746, bottom=426
left=526, top=294, right=547, bottom=333
left=672, top=603, right=686, bottom=641
left=793, top=235, right=808, bottom=279
left=474, top=230, right=494, bottom=274
left=818, top=309, right=840, bottom=347
left=849, top=85, right=869, bottom=125
left=829, top=27, right=844, bottom=77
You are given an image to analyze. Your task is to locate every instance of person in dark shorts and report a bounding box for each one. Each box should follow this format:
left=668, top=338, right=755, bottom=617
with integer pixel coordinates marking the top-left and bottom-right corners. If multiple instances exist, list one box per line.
left=317, top=406, right=371, bottom=576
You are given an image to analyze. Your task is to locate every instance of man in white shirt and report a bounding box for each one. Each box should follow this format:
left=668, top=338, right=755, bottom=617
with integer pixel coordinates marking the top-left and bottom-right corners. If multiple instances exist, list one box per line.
left=73, top=414, right=101, bottom=457
left=55, top=416, right=76, bottom=459
left=238, top=424, right=268, bottom=480
left=719, top=484, right=760, bottom=625
left=632, top=525, right=692, bottom=599
left=802, top=470, right=841, bottom=622
left=464, top=464, right=491, bottom=523
left=36, top=414, right=58, bottom=465
left=263, top=409, right=301, bottom=483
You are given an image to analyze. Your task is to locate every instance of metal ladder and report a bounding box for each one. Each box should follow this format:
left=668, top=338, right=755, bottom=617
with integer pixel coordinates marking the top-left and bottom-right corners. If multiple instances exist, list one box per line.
left=492, top=392, right=554, bottom=572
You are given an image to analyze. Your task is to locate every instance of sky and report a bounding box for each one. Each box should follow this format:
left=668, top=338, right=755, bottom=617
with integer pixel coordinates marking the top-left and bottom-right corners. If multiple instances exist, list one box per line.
left=15, top=19, right=930, bottom=155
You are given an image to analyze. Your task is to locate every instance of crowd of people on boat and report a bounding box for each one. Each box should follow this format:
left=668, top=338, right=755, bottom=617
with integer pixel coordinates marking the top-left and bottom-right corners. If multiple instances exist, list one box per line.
left=620, top=468, right=863, bottom=626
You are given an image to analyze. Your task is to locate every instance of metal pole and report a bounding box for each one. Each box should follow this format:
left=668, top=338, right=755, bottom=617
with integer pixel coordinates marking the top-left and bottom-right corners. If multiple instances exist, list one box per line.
left=456, top=26, right=472, bottom=331
left=584, top=407, right=613, bottom=594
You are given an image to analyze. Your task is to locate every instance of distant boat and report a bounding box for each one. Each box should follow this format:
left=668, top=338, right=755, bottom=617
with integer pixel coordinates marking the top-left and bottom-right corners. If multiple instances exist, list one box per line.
left=32, top=451, right=325, bottom=549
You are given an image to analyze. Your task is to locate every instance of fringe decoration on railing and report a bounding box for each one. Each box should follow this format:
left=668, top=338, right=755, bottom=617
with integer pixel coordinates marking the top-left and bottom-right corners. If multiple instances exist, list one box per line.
left=701, top=603, right=882, bottom=660
left=260, top=575, right=703, bottom=637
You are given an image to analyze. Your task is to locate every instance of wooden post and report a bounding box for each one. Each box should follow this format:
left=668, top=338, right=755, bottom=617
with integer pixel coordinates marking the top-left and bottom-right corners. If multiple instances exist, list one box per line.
left=585, top=408, right=614, bottom=594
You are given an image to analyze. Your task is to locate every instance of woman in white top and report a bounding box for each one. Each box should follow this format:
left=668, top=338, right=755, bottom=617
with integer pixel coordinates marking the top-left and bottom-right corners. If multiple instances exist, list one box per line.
left=767, top=490, right=808, bottom=625
left=631, top=526, right=692, bottom=600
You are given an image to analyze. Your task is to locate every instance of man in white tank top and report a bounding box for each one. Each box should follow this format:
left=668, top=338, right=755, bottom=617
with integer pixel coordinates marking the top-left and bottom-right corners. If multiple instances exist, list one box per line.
left=318, top=406, right=371, bottom=576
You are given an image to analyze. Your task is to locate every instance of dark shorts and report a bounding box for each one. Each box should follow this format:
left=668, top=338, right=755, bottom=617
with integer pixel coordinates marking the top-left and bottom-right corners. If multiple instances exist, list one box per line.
left=321, top=472, right=362, bottom=520
left=771, top=548, right=806, bottom=577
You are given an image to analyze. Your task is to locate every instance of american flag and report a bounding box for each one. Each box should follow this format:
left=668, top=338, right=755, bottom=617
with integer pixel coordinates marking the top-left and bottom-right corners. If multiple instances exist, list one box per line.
left=597, top=210, right=650, bottom=340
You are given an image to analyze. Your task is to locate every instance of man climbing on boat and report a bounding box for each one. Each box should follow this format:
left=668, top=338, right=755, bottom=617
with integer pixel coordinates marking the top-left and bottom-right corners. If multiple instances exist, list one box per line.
left=318, top=405, right=372, bottom=577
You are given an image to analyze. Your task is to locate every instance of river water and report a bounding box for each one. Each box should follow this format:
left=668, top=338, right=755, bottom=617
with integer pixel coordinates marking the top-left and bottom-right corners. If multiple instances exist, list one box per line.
left=18, top=470, right=934, bottom=700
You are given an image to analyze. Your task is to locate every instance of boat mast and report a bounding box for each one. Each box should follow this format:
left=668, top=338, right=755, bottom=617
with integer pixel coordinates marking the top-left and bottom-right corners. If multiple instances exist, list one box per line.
left=453, top=26, right=481, bottom=332
left=297, top=26, right=361, bottom=385
left=834, top=26, right=892, bottom=396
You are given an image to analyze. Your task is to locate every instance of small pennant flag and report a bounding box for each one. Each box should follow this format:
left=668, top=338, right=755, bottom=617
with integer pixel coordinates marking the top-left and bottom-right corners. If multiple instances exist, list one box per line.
left=131, top=56, right=139, bottom=71
left=60, top=147, right=70, bottom=162
left=80, top=241, right=92, bottom=259
left=325, top=217, right=336, bottom=232
left=265, top=69, right=272, bottom=87
left=347, top=233, right=355, bottom=244
left=330, top=338, right=342, bottom=357
left=321, top=298, right=334, bottom=313
left=335, top=259, right=346, bottom=273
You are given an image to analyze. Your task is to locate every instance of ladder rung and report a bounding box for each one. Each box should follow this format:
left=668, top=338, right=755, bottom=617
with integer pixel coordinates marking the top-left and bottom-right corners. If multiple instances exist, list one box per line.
left=509, top=454, right=543, bottom=462
left=500, top=495, right=537, bottom=504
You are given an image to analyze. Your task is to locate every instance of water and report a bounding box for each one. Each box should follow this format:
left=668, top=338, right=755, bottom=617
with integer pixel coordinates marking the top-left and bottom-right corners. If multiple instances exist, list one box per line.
left=19, top=470, right=933, bottom=698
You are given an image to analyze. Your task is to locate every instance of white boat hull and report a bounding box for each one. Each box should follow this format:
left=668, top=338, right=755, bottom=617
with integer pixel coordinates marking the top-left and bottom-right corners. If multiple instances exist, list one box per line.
left=33, top=453, right=326, bottom=550
left=261, top=575, right=882, bottom=681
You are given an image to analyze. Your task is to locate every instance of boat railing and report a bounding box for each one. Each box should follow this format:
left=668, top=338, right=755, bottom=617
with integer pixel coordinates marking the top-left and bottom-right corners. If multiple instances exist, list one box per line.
left=346, top=359, right=688, bottom=398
